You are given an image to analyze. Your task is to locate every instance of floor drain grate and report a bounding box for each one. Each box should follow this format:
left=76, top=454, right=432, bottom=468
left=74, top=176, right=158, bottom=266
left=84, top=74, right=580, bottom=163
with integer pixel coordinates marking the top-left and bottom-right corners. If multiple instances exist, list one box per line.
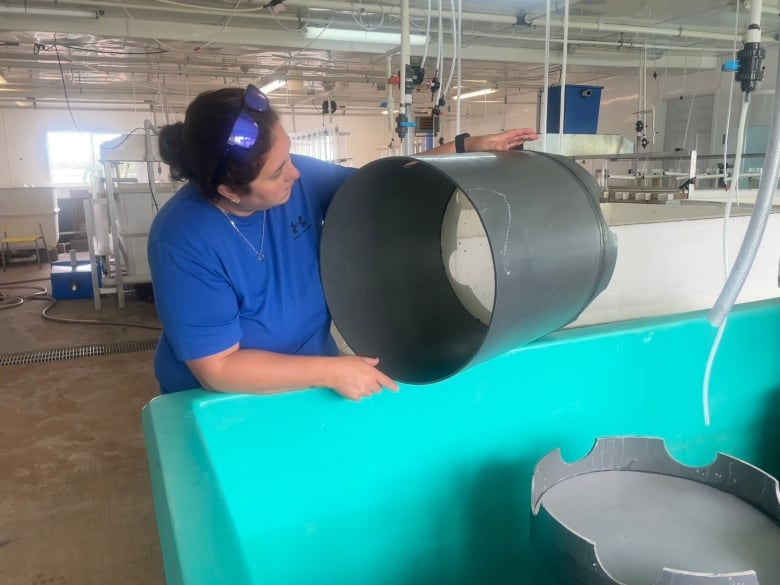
left=0, top=337, right=159, bottom=367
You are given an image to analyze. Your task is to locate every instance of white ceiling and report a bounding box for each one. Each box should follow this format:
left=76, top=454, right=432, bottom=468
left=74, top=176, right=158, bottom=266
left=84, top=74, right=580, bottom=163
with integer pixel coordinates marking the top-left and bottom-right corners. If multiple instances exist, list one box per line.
left=0, top=0, right=774, bottom=115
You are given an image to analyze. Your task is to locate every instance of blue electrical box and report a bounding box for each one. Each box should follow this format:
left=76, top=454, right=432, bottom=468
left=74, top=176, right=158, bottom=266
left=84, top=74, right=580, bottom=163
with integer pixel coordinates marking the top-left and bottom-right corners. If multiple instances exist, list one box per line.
left=50, top=260, right=101, bottom=300
left=546, top=84, right=603, bottom=134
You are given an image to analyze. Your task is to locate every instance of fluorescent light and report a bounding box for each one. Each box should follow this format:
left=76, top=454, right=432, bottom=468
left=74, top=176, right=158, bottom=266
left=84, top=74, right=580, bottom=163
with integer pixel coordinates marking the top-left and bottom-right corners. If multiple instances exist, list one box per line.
left=452, top=88, right=499, bottom=101
left=260, top=79, right=286, bottom=94
left=304, top=27, right=427, bottom=46
left=0, top=6, right=100, bottom=18
left=0, top=74, right=6, bottom=85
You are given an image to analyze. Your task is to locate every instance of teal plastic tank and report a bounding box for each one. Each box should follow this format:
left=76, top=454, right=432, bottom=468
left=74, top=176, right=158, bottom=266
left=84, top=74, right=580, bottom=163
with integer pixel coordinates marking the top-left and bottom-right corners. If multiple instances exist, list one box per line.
left=143, top=298, right=780, bottom=585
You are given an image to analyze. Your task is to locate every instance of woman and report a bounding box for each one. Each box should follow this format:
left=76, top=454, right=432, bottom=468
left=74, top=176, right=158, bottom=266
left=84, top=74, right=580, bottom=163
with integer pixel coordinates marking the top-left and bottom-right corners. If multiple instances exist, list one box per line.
left=149, top=84, right=539, bottom=400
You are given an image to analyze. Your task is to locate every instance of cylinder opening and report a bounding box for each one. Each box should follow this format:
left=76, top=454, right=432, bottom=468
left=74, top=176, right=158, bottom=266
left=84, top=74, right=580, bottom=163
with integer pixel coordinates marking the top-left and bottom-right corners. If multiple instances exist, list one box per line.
left=441, top=189, right=495, bottom=327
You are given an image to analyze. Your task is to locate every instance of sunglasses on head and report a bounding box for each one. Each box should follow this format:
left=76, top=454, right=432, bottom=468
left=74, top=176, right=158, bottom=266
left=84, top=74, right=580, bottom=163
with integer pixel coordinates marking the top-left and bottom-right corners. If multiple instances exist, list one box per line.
left=210, top=84, right=270, bottom=186
left=226, top=84, right=270, bottom=150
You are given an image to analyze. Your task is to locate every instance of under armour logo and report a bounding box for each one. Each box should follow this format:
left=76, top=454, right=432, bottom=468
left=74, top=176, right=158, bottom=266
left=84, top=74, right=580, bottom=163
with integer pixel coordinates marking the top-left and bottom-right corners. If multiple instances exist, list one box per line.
left=290, top=215, right=310, bottom=239
left=290, top=216, right=308, bottom=234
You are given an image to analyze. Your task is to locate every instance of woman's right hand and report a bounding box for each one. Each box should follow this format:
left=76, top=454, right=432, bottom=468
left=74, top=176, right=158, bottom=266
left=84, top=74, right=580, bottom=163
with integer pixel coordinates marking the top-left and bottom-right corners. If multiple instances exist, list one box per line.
left=325, top=356, right=399, bottom=401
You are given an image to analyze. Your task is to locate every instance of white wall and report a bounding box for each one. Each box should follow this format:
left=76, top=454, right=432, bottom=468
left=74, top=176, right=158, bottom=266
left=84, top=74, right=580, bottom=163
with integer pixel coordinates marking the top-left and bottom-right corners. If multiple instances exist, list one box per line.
left=0, top=106, right=394, bottom=188
left=0, top=108, right=159, bottom=188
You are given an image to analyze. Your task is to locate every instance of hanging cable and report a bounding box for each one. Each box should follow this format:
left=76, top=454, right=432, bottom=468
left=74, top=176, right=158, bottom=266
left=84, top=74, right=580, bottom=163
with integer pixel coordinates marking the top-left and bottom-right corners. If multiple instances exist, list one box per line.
left=352, top=5, right=384, bottom=30
left=262, top=11, right=336, bottom=80
left=196, top=0, right=242, bottom=51
left=269, top=8, right=310, bottom=32
left=51, top=34, right=82, bottom=134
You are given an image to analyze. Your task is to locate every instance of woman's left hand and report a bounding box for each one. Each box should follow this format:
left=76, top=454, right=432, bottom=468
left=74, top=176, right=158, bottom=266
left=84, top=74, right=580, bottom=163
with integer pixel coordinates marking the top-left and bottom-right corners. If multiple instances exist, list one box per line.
left=468, top=128, right=540, bottom=152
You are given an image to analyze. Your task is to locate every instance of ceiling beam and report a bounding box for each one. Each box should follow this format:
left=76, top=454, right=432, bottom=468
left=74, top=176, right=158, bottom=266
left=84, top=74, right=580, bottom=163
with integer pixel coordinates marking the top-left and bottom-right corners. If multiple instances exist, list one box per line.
left=0, top=15, right=718, bottom=70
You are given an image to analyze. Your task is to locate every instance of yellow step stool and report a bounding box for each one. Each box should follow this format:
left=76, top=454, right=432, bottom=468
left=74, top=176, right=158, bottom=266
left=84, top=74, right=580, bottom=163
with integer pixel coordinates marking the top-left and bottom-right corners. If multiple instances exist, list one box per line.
left=1, top=222, right=48, bottom=272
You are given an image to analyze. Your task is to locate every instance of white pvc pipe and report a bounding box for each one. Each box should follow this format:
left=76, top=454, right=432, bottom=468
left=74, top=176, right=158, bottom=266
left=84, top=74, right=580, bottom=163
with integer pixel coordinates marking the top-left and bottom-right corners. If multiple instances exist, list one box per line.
left=386, top=55, right=394, bottom=136
left=455, top=0, right=462, bottom=135
left=557, top=0, right=569, bottom=154
left=747, top=0, right=763, bottom=43
left=478, top=34, right=754, bottom=53
left=524, top=15, right=740, bottom=42
left=540, top=0, right=550, bottom=151
left=431, top=0, right=444, bottom=110
left=687, top=149, right=697, bottom=199
left=401, top=0, right=413, bottom=155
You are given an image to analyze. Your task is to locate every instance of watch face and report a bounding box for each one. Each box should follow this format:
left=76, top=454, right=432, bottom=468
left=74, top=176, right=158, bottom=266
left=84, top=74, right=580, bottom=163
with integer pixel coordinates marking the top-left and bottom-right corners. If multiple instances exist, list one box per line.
left=456, top=133, right=469, bottom=153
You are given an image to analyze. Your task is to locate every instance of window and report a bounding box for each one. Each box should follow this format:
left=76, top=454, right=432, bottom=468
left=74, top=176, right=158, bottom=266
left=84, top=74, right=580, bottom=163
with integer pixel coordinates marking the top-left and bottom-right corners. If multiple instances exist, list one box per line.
left=46, top=132, right=120, bottom=185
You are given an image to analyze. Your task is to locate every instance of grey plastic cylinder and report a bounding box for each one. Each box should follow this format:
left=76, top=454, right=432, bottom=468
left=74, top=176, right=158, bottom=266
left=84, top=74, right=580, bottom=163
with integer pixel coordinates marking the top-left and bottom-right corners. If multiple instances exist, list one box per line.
left=531, top=437, right=780, bottom=584
left=320, top=150, right=617, bottom=384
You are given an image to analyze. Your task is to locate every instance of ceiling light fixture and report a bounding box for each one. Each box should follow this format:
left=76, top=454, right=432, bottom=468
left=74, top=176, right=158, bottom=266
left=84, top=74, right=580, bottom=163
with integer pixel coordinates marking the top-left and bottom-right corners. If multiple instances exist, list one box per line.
left=304, top=27, right=427, bottom=46
left=0, top=74, right=6, bottom=85
left=451, top=88, right=499, bottom=101
left=0, top=6, right=100, bottom=18
left=260, top=79, right=286, bottom=94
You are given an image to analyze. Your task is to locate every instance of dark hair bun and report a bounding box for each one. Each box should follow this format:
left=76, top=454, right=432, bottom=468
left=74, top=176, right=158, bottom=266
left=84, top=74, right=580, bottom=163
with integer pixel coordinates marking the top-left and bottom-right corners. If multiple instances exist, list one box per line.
left=158, top=122, right=187, bottom=181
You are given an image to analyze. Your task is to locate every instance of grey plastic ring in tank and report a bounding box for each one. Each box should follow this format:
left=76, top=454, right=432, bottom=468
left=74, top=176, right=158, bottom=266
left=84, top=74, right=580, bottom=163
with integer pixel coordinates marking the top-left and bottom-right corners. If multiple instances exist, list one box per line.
left=320, top=150, right=617, bottom=384
left=531, top=436, right=780, bottom=584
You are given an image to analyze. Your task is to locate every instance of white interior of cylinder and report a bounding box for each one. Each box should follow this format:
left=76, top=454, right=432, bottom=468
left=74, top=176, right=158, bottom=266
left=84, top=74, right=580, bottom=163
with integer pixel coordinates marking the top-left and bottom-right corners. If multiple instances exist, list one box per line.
left=440, top=189, right=495, bottom=325
left=539, top=470, right=780, bottom=583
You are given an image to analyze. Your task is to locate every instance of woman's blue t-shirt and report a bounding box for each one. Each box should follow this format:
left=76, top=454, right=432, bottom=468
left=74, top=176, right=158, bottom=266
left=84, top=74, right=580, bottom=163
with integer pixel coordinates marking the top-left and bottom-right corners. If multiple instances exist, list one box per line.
left=148, top=154, right=355, bottom=393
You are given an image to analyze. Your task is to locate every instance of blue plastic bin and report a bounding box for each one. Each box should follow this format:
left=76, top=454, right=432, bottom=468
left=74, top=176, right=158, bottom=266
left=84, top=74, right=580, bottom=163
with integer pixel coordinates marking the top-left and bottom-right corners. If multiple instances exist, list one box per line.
left=546, top=84, right=603, bottom=134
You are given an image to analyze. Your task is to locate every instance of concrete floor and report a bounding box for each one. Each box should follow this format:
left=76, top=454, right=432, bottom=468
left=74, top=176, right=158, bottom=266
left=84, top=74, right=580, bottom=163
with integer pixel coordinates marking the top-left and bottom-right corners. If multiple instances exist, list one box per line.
left=0, top=256, right=166, bottom=585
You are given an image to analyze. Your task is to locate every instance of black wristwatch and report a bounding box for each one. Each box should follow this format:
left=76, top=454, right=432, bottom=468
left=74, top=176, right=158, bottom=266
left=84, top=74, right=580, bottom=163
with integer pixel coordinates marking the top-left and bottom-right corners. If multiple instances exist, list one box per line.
left=455, top=132, right=470, bottom=153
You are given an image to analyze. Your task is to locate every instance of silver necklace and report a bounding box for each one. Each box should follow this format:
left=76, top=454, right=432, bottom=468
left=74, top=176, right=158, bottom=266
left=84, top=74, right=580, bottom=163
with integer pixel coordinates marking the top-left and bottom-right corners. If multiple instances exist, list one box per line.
left=219, top=208, right=267, bottom=262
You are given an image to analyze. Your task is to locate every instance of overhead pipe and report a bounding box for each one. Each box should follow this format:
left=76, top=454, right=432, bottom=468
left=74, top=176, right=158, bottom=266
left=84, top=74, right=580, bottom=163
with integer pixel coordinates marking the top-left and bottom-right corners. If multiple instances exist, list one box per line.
left=53, top=0, right=300, bottom=21
left=0, top=57, right=389, bottom=85
left=0, top=17, right=725, bottom=72
left=52, top=0, right=746, bottom=43
left=521, top=15, right=741, bottom=42
left=474, top=32, right=754, bottom=53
